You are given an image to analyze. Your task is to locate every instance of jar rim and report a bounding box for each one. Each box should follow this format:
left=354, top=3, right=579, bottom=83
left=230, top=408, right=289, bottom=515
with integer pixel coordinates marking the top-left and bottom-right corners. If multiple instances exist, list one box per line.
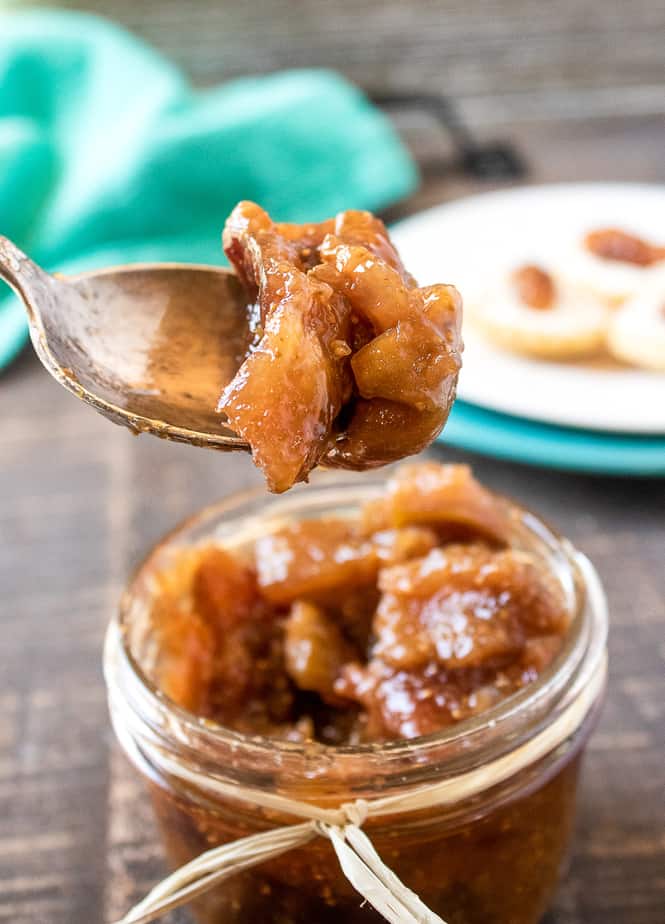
left=104, top=469, right=608, bottom=792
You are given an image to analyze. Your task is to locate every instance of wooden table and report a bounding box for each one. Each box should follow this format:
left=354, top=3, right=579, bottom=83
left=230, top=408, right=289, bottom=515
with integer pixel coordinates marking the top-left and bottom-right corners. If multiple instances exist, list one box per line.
left=1, top=110, right=664, bottom=924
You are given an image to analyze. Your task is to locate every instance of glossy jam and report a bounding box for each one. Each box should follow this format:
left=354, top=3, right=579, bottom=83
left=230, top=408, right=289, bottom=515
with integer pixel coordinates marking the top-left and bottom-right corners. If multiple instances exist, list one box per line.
left=219, top=203, right=463, bottom=492
left=145, top=463, right=569, bottom=744
left=584, top=227, right=665, bottom=266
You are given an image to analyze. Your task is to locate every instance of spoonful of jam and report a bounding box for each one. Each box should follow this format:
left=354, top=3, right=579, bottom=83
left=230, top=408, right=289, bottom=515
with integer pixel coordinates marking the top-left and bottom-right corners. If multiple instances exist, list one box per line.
left=0, top=203, right=462, bottom=491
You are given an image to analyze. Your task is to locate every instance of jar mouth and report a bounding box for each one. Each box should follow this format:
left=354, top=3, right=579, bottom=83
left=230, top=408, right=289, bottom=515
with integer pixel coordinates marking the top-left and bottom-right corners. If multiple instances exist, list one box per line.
left=105, top=470, right=608, bottom=789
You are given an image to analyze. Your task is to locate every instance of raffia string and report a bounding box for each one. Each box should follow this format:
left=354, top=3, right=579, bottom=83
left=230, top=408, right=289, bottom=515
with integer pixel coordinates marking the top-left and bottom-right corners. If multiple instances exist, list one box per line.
left=110, top=648, right=605, bottom=924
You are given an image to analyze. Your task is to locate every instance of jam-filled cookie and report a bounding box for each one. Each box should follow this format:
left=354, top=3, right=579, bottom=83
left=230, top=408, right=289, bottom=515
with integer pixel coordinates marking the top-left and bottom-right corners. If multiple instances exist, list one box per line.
left=469, top=263, right=609, bottom=359
left=568, top=227, right=665, bottom=306
left=606, top=283, right=665, bottom=372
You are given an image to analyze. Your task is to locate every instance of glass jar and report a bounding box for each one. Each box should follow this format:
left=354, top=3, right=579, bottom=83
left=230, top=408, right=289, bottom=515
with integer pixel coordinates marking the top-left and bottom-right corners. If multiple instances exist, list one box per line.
left=104, top=472, right=608, bottom=924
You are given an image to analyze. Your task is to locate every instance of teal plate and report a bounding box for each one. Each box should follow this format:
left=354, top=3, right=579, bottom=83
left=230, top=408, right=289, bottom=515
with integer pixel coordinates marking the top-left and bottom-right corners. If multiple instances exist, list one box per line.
left=440, top=401, right=665, bottom=477
left=0, top=297, right=28, bottom=371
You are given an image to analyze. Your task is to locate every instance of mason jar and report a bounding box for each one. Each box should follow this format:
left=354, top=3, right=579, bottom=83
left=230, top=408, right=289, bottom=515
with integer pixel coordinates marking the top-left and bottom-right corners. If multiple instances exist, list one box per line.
left=104, top=472, right=608, bottom=924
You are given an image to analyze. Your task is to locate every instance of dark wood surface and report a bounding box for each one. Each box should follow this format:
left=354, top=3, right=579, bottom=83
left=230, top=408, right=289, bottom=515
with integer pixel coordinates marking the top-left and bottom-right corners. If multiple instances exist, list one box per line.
left=1, top=40, right=665, bottom=924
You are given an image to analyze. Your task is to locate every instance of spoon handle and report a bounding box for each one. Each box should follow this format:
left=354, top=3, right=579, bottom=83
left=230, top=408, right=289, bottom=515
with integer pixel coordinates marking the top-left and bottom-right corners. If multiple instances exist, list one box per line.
left=0, top=236, right=54, bottom=323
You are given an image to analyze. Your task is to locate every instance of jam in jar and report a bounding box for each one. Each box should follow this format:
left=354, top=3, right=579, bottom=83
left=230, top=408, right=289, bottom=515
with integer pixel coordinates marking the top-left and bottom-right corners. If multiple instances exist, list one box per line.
left=105, top=465, right=607, bottom=924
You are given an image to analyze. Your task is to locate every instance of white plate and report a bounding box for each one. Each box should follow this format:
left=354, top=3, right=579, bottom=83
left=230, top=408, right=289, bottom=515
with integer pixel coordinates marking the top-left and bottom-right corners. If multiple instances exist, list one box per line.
left=391, top=183, right=665, bottom=434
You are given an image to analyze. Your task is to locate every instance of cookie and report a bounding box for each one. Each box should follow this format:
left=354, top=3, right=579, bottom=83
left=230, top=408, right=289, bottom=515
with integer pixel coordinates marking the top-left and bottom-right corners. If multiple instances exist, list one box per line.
left=606, top=283, right=665, bottom=372
left=469, top=264, right=610, bottom=360
left=568, top=227, right=665, bottom=307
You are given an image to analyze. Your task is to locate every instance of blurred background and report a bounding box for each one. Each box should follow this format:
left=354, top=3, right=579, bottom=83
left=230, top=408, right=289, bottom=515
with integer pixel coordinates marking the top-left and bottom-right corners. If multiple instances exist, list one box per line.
left=23, top=0, right=665, bottom=194
left=3, top=0, right=665, bottom=183
left=1, top=3, right=664, bottom=924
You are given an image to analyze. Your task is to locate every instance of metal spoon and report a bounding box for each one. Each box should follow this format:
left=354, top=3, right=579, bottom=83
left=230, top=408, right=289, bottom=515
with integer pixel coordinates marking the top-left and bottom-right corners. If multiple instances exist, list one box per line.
left=0, top=236, right=251, bottom=450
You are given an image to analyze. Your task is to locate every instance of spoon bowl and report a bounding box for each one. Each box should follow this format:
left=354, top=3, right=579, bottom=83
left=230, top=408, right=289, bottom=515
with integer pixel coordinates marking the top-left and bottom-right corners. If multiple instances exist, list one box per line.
left=0, top=237, right=251, bottom=450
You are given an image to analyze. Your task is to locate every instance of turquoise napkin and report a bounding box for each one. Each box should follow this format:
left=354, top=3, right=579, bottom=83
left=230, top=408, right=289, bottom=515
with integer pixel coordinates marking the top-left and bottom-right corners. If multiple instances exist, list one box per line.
left=0, top=8, right=417, bottom=369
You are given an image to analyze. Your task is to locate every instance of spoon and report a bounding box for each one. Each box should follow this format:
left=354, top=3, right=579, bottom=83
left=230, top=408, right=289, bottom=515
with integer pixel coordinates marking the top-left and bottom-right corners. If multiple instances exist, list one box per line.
left=0, top=236, right=251, bottom=450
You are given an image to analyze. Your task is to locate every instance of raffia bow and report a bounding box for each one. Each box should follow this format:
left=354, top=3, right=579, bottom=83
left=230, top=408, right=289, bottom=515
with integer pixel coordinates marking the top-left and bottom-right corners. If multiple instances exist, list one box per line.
left=115, top=796, right=444, bottom=924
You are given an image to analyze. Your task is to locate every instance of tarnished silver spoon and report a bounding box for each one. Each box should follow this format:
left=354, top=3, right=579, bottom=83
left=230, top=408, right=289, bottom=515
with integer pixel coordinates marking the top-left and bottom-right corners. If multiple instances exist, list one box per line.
left=0, top=236, right=251, bottom=450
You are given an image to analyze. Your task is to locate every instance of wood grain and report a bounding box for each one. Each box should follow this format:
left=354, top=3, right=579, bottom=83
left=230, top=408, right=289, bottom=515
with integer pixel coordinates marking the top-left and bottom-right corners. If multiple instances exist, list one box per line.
left=49, top=0, right=665, bottom=125
left=1, top=75, right=664, bottom=924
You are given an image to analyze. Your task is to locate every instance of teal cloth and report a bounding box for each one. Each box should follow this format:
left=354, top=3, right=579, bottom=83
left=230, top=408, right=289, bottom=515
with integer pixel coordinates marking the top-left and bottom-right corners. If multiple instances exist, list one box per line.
left=0, top=9, right=417, bottom=369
